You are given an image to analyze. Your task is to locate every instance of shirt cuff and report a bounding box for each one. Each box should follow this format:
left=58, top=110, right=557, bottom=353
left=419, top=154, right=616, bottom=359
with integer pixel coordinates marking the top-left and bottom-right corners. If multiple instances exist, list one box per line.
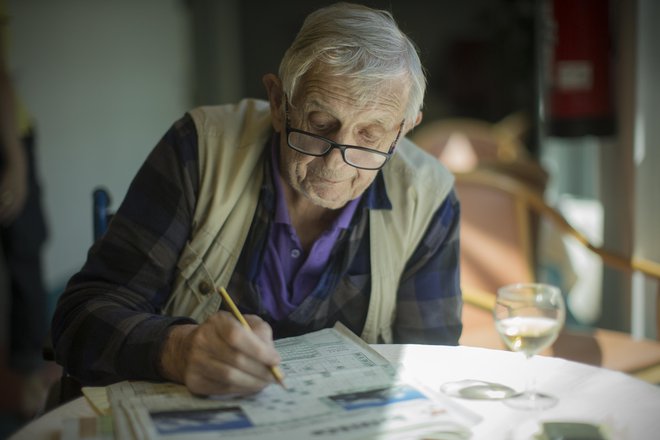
left=116, top=314, right=196, bottom=382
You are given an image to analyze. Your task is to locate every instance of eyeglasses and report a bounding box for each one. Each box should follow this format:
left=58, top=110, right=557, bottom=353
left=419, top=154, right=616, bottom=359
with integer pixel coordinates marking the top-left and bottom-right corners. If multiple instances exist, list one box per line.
left=284, top=98, right=404, bottom=171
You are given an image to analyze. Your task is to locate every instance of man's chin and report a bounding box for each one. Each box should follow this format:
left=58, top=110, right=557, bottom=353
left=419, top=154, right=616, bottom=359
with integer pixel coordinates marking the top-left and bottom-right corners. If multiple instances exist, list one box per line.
left=294, top=180, right=353, bottom=209
left=309, top=196, right=348, bottom=210
left=306, top=191, right=350, bottom=210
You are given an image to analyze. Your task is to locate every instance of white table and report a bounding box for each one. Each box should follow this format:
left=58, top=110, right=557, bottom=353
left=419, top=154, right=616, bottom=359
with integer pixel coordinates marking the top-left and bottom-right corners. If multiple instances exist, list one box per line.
left=376, top=344, right=660, bottom=439
left=11, top=344, right=660, bottom=439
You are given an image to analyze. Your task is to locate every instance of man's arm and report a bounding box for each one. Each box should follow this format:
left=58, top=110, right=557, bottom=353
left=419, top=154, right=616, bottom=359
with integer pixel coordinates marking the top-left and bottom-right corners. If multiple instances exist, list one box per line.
left=52, top=114, right=282, bottom=394
left=51, top=115, right=202, bottom=384
left=393, top=189, right=463, bottom=345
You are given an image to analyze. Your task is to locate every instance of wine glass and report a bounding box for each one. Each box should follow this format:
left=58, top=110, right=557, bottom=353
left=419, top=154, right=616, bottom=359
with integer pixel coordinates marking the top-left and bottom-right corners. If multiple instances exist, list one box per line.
left=494, top=283, right=565, bottom=410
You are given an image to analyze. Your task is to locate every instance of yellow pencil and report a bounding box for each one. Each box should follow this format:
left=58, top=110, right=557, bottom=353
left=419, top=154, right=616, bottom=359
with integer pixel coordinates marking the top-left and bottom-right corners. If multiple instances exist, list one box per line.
left=217, top=287, right=287, bottom=389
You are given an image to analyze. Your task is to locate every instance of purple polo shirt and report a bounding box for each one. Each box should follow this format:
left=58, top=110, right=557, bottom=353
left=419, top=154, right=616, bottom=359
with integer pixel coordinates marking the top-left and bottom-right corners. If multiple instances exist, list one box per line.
left=258, top=139, right=361, bottom=320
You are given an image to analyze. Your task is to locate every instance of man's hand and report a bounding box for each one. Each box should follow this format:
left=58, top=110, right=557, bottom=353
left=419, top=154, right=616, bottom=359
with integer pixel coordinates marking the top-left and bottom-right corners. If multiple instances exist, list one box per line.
left=159, top=311, right=281, bottom=396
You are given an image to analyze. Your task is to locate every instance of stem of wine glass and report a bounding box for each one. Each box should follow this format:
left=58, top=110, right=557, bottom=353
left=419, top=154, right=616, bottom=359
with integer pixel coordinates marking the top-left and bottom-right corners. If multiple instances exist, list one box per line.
left=524, top=354, right=536, bottom=397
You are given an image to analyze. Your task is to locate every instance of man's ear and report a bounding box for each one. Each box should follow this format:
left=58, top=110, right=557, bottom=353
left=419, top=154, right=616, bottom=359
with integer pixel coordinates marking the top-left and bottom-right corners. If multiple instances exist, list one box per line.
left=414, top=111, right=423, bottom=128
left=403, top=111, right=424, bottom=137
left=263, top=73, right=284, bottom=132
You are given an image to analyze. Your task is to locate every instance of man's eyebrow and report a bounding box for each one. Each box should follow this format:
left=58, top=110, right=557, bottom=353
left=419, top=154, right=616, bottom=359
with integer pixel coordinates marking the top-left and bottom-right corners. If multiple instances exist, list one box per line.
left=306, top=102, right=396, bottom=129
left=302, top=98, right=330, bottom=113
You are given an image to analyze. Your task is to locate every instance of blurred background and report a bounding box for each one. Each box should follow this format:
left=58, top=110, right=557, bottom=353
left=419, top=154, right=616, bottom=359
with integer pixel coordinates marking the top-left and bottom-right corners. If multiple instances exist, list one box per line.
left=4, top=0, right=659, bottom=338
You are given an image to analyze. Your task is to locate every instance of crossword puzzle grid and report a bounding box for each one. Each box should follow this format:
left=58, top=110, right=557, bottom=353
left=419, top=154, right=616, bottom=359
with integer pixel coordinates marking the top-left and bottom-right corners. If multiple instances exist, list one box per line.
left=280, top=353, right=377, bottom=377
left=240, top=367, right=395, bottom=425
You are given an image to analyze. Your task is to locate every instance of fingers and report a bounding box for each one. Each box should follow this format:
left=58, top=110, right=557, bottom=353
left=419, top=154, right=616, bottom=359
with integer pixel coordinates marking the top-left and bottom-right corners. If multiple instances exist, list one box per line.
left=180, top=311, right=280, bottom=396
left=244, top=315, right=275, bottom=350
left=184, top=354, right=272, bottom=395
left=210, top=312, right=280, bottom=366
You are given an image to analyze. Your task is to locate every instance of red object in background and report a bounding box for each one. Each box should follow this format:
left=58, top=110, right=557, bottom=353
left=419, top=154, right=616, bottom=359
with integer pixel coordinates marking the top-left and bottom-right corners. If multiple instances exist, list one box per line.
left=548, top=0, right=615, bottom=136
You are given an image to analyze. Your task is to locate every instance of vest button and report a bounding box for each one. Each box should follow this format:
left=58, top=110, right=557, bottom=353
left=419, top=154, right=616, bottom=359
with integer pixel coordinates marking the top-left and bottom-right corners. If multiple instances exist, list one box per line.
left=181, top=255, right=195, bottom=267
left=198, top=281, right=212, bottom=295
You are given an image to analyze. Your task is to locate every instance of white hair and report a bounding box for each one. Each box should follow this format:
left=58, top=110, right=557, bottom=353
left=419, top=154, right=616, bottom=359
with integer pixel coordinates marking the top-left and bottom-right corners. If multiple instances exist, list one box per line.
left=279, top=2, right=426, bottom=124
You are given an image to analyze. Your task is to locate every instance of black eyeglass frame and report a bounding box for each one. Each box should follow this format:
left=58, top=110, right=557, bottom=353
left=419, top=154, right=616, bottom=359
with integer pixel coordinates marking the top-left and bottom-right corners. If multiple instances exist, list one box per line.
left=284, top=97, right=404, bottom=171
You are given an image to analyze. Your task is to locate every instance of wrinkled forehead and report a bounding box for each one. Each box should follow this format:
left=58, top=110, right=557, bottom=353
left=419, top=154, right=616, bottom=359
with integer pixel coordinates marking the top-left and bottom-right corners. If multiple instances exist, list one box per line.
left=292, top=71, right=409, bottom=127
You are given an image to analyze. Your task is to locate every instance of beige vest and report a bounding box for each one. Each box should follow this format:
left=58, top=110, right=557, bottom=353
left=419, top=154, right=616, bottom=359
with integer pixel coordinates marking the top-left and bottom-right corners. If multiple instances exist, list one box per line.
left=163, top=99, right=454, bottom=343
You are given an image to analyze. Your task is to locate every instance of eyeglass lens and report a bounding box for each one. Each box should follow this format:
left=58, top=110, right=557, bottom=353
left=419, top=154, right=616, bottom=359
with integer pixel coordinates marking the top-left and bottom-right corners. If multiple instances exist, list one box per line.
left=288, top=131, right=388, bottom=169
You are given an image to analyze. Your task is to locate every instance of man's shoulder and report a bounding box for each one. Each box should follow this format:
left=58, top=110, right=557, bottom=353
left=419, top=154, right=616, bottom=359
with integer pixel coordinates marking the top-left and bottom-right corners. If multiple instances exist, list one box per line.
left=388, top=137, right=454, bottom=186
left=188, top=99, right=271, bottom=134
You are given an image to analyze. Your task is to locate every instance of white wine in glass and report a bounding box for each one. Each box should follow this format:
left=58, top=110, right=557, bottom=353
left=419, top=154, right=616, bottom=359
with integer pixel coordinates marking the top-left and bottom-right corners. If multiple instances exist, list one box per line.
left=494, top=283, right=565, bottom=410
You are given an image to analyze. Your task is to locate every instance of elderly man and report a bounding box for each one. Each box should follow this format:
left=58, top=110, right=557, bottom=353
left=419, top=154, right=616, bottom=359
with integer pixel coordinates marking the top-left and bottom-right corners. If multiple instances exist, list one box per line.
left=52, top=2, right=462, bottom=397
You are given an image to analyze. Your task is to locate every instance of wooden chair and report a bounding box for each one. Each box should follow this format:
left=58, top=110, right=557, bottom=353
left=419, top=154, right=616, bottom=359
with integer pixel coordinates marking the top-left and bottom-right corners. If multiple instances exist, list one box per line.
left=454, top=169, right=660, bottom=383
left=411, top=113, right=529, bottom=164
left=410, top=113, right=549, bottom=194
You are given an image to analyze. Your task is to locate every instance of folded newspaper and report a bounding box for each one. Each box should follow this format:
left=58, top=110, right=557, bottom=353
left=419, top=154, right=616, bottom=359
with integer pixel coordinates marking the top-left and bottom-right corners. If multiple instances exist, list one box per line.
left=100, top=323, right=478, bottom=439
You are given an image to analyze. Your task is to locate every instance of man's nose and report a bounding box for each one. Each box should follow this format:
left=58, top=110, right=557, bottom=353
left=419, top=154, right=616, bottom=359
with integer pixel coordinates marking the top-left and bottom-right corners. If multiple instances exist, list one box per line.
left=323, top=146, right=346, bottom=168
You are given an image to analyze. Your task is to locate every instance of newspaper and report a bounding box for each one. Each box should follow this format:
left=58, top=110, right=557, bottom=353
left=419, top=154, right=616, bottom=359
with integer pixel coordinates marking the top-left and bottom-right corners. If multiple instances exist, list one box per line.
left=61, top=415, right=114, bottom=440
left=108, top=323, right=479, bottom=439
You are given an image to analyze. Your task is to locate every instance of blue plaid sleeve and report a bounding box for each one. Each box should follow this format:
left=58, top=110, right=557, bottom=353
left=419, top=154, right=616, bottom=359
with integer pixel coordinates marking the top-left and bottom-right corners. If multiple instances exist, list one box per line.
left=393, top=189, right=462, bottom=345
left=51, top=114, right=200, bottom=385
